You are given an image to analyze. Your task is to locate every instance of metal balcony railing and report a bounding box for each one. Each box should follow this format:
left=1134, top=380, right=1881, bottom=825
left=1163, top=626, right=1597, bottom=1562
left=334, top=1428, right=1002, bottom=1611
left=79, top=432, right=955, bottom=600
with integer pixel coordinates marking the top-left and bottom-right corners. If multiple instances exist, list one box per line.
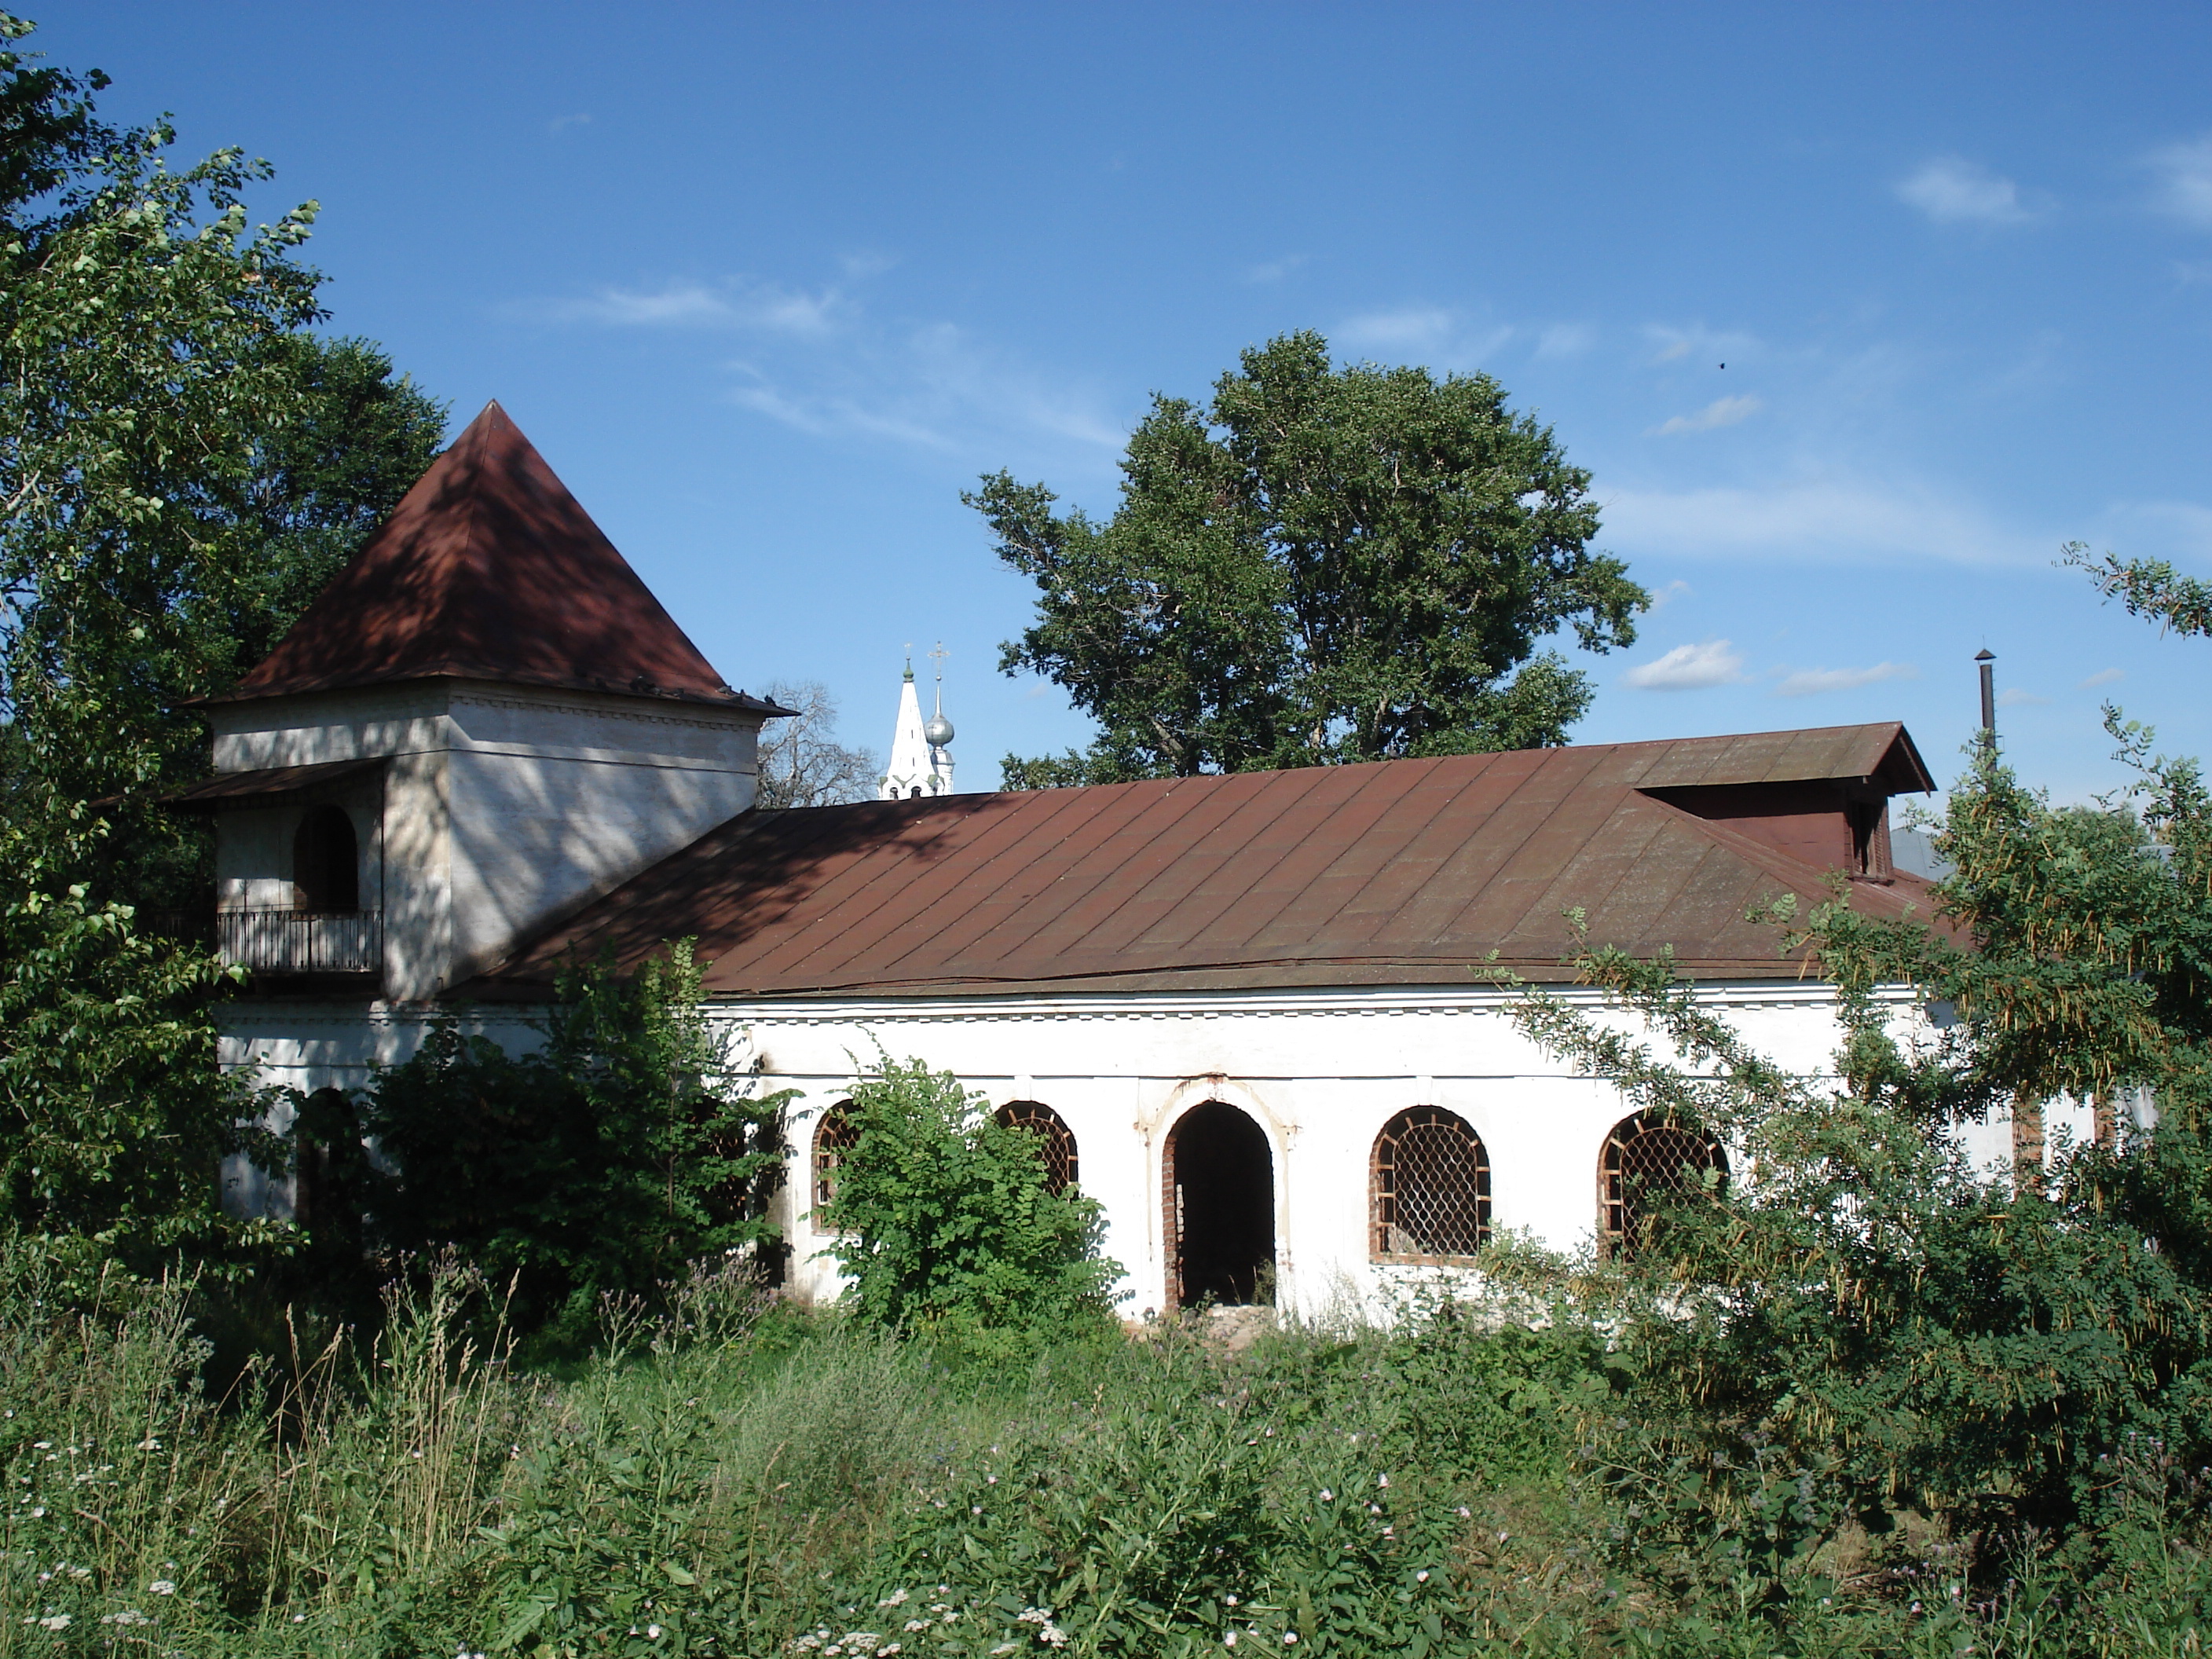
left=217, top=909, right=383, bottom=976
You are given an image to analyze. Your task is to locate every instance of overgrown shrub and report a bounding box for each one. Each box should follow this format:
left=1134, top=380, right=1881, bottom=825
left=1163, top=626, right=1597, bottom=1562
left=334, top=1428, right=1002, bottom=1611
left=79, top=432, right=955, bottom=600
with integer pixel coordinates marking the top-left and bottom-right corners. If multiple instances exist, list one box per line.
left=820, top=1057, right=1125, bottom=1353
left=348, top=942, right=791, bottom=1345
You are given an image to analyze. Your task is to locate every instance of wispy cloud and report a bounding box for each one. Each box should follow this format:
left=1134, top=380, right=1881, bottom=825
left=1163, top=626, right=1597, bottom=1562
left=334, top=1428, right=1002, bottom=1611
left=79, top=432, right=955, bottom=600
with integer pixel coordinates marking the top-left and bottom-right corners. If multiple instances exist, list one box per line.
left=1997, top=685, right=2051, bottom=708
left=1646, top=578, right=1692, bottom=610
left=1645, top=324, right=1759, bottom=367
left=726, top=320, right=1128, bottom=460
left=1650, top=394, right=1763, bottom=436
left=1244, top=254, right=1307, bottom=284
left=1603, top=478, right=2045, bottom=567
left=2146, top=134, right=2212, bottom=229
left=2079, top=667, right=2126, bottom=689
left=1535, top=323, right=1596, bottom=359
left=1335, top=306, right=1511, bottom=367
left=1774, top=661, right=1918, bottom=697
left=1623, top=639, right=1747, bottom=690
left=548, top=112, right=592, bottom=135
left=532, top=278, right=842, bottom=335
left=1896, top=156, right=2034, bottom=225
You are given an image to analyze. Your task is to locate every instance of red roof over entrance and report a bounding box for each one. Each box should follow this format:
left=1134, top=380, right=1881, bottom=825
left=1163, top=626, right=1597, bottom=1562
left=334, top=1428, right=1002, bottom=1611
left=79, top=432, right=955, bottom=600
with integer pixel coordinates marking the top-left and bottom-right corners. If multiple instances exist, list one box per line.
left=218, top=401, right=771, bottom=710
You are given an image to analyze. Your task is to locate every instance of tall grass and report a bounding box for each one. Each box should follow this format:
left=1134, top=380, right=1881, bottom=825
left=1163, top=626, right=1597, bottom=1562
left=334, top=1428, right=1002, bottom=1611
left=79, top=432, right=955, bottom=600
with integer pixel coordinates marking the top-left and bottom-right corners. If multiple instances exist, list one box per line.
left=2, top=1249, right=2209, bottom=1656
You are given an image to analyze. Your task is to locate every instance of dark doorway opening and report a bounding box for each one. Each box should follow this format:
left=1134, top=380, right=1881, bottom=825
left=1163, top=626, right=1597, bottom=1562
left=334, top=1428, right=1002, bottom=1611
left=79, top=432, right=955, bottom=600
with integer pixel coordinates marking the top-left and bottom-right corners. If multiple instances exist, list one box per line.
left=1164, top=1101, right=1275, bottom=1308
left=293, top=805, right=360, bottom=913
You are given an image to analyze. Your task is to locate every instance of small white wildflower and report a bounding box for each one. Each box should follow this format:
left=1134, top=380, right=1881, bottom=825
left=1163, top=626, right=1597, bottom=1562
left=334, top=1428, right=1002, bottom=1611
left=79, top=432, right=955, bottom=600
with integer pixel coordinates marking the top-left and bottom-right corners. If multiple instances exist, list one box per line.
left=987, top=1474, right=998, bottom=1485
left=1040, top=1625, right=1068, bottom=1649
left=1225, top=1595, right=1239, bottom=1606
left=1318, top=1489, right=1332, bottom=1502
left=31, top=1441, right=49, bottom=1449
left=971, top=1504, right=983, bottom=1514
left=1018, top=1608, right=1050, bottom=1624
left=102, top=1611, right=151, bottom=1627
left=879, top=1589, right=908, bottom=1607
left=1416, top=1570, right=1430, bottom=1582
left=27, top=1507, right=44, bottom=1518
left=1284, top=1636, right=1298, bottom=1646
left=1225, top=1635, right=1237, bottom=1648
left=1456, top=1506, right=1470, bottom=1518
left=1377, top=1474, right=1390, bottom=1488
left=149, top=1580, right=176, bottom=1595
left=904, top=1618, right=929, bottom=1632
left=37, top=1614, right=70, bottom=1632
left=293, top=1613, right=306, bottom=1622
left=135, top=1437, right=159, bottom=1452
left=990, top=1646, right=1019, bottom=1657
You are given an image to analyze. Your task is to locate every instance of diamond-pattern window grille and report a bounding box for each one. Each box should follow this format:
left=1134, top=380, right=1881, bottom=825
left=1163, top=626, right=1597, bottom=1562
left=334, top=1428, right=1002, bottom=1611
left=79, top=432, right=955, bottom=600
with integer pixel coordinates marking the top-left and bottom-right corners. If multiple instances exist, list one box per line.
left=1599, top=1111, right=1727, bottom=1258
left=1371, top=1106, right=1490, bottom=1262
left=811, top=1101, right=857, bottom=1218
left=996, top=1100, right=1079, bottom=1196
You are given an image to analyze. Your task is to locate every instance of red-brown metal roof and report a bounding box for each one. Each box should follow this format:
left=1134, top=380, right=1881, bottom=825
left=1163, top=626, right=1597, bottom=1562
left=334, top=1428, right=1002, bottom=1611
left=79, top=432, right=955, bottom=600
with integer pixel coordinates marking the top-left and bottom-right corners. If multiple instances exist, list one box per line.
left=215, top=401, right=777, bottom=711
left=471, top=723, right=1943, bottom=999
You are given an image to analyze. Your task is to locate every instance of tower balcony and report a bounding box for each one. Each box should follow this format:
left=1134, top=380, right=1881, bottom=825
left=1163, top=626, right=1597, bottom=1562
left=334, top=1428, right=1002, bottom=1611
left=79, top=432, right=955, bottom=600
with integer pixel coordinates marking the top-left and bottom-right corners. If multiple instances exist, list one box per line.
left=217, top=908, right=384, bottom=979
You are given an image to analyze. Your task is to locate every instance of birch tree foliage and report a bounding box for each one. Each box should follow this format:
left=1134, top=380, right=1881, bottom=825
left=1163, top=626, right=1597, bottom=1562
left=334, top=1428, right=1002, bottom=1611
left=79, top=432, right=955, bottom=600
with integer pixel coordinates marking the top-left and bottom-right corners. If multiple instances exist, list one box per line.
left=1500, top=731, right=2212, bottom=1549
left=969, top=331, right=1646, bottom=788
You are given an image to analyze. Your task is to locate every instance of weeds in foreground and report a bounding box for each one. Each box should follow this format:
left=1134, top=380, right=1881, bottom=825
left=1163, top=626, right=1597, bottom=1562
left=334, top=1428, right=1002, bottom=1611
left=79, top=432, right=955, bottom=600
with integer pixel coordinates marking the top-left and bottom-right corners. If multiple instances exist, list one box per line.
left=2, top=1249, right=2210, bottom=1656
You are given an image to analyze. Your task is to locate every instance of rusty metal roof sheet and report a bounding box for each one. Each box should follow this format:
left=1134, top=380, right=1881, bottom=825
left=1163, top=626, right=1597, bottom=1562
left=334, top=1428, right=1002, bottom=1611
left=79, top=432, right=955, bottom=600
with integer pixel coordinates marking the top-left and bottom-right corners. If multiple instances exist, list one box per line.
left=214, top=401, right=780, bottom=712
left=472, top=723, right=1942, bottom=999
left=159, top=757, right=386, bottom=811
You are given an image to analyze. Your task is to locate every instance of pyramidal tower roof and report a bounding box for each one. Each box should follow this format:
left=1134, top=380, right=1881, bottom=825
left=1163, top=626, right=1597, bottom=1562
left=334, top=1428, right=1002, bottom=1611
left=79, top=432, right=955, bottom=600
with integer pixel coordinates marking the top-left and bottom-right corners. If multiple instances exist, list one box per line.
left=222, top=401, right=766, bottom=709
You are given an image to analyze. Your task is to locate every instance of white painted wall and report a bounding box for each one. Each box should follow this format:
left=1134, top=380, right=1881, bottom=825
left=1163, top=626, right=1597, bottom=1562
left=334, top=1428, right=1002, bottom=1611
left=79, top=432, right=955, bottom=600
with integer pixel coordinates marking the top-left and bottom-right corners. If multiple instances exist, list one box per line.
left=225, top=981, right=2007, bottom=1317
left=208, top=679, right=765, bottom=998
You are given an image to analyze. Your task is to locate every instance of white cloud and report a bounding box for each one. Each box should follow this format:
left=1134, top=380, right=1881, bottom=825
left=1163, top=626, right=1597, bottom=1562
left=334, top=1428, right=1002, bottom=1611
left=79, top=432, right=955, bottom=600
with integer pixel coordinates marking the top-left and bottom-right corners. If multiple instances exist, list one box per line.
left=1623, top=639, right=1747, bottom=691
left=2079, top=668, right=2125, bottom=689
left=1244, top=254, right=1307, bottom=284
left=1643, top=324, right=1759, bottom=368
left=1774, top=661, right=1919, bottom=697
left=535, top=279, right=842, bottom=335
left=1650, top=394, right=1763, bottom=436
left=1602, top=478, right=2045, bottom=567
left=1335, top=307, right=1512, bottom=368
left=2146, top=134, right=2212, bottom=229
left=1646, top=578, right=1692, bottom=610
left=1534, top=323, right=1595, bottom=359
left=548, top=112, right=592, bottom=135
left=1997, top=686, right=2050, bottom=708
left=1337, top=306, right=1459, bottom=352
left=1896, top=156, right=2032, bottom=225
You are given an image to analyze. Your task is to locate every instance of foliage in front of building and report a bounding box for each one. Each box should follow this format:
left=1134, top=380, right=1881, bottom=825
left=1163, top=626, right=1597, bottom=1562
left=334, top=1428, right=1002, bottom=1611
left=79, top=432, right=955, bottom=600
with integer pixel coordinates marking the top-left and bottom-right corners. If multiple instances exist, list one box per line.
left=1502, top=717, right=2212, bottom=1585
left=347, top=943, right=792, bottom=1345
left=819, top=1057, right=1126, bottom=1354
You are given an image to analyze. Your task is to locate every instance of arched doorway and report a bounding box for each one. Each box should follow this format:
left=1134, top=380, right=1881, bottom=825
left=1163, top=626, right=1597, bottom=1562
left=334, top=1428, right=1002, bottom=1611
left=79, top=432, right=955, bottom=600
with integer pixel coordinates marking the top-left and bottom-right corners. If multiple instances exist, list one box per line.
left=1163, top=1101, right=1275, bottom=1308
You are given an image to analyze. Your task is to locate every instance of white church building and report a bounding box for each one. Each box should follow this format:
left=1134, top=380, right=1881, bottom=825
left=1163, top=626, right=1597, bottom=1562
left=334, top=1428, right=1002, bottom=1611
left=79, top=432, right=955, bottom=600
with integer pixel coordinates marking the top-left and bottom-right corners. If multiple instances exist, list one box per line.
left=181, top=403, right=2053, bottom=1317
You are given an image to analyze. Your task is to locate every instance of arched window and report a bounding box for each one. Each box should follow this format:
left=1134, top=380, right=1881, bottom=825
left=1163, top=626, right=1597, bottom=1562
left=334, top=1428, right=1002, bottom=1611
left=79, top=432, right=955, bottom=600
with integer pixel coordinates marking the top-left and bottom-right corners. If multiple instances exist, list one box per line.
left=1600, top=1112, right=1727, bottom=1258
left=811, top=1101, right=858, bottom=1221
left=1371, top=1107, right=1490, bottom=1261
left=996, top=1100, right=1079, bottom=1196
left=293, top=805, right=359, bottom=913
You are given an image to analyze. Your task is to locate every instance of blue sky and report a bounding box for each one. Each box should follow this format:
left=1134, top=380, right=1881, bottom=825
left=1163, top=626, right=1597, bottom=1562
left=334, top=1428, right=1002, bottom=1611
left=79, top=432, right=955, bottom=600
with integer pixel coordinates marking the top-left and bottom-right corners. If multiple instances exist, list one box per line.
left=38, top=2, right=2212, bottom=800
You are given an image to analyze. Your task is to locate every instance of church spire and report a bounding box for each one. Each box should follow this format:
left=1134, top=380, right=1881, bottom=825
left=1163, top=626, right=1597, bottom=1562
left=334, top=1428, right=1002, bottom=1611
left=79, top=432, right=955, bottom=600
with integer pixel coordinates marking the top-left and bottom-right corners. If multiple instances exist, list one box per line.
left=879, top=643, right=955, bottom=799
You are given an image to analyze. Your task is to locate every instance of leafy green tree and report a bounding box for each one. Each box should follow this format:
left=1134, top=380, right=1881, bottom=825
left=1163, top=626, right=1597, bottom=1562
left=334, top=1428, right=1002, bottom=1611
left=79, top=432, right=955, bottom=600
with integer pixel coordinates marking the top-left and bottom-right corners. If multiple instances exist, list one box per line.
left=0, top=812, right=278, bottom=1273
left=2065, top=537, right=2212, bottom=641
left=970, top=331, right=1645, bottom=786
left=822, top=1058, right=1124, bottom=1349
left=1505, top=729, right=2212, bottom=1565
left=359, top=943, right=791, bottom=1342
left=0, top=12, right=444, bottom=1266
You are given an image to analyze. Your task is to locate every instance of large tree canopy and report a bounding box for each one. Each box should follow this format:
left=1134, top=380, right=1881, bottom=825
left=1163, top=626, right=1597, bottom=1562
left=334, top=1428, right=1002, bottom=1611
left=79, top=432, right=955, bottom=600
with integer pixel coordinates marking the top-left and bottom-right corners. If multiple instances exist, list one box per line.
left=969, top=331, right=1646, bottom=787
left=0, top=12, right=441, bottom=1264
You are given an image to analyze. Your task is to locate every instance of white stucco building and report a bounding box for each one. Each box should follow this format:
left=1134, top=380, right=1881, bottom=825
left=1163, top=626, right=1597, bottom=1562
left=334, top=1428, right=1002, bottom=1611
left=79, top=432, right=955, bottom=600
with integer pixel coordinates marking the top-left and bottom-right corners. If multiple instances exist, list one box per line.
left=195, top=401, right=2049, bottom=1317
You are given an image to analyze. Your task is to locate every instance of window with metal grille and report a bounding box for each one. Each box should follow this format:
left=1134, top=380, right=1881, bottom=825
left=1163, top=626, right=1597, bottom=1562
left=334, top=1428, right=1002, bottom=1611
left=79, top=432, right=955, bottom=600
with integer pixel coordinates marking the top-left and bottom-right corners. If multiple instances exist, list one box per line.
left=1599, top=1112, right=1727, bottom=1258
left=1371, top=1106, right=1490, bottom=1262
left=811, top=1101, right=857, bottom=1221
left=995, top=1100, right=1079, bottom=1196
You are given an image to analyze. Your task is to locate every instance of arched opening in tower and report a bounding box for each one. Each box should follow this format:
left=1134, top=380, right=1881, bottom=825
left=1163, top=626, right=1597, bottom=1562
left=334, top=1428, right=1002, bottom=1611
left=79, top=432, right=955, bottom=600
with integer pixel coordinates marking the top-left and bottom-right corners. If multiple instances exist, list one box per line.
left=1164, top=1101, right=1275, bottom=1308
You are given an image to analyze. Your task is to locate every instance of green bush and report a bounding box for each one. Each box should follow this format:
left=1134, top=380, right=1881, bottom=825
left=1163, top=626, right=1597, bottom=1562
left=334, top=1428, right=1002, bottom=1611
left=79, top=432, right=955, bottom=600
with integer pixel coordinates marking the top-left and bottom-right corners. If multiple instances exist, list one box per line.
left=819, top=1057, right=1125, bottom=1353
left=350, top=942, right=791, bottom=1345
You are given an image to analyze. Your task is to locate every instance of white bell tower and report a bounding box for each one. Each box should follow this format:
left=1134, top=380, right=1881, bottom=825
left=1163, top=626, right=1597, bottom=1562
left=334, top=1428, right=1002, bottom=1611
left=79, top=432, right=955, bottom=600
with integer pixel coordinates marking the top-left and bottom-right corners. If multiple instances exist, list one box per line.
left=879, top=644, right=955, bottom=800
